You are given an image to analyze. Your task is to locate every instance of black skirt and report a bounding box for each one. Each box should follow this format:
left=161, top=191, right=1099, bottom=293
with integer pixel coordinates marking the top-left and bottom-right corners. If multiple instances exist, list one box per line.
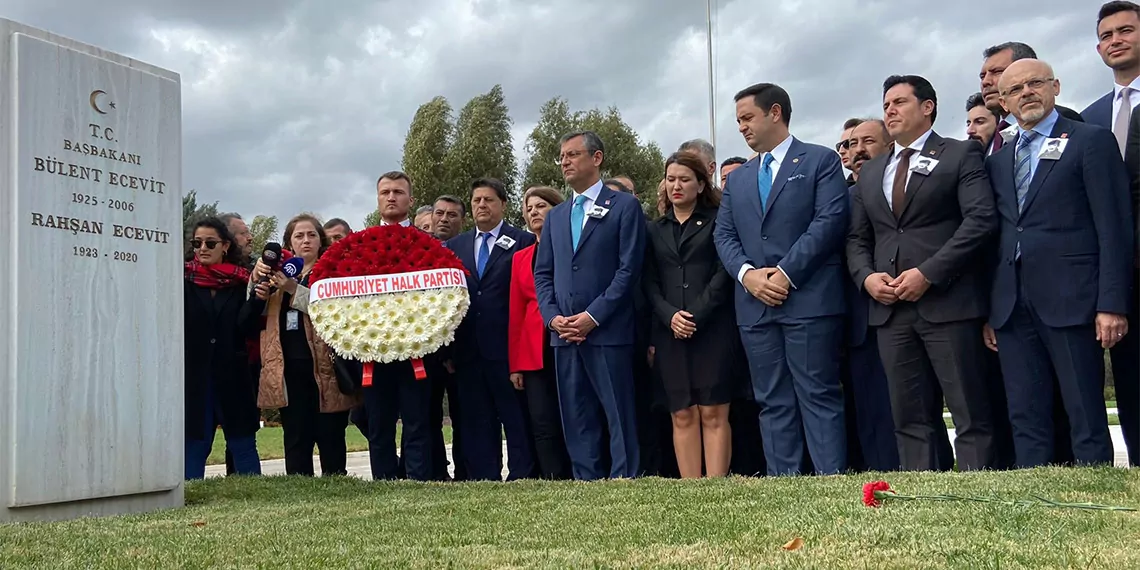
left=651, top=306, right=747, bottom=413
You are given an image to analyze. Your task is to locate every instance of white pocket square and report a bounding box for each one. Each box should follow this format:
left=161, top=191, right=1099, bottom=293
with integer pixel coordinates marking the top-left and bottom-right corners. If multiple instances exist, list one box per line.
left=786, top=174, right=806, bottom=181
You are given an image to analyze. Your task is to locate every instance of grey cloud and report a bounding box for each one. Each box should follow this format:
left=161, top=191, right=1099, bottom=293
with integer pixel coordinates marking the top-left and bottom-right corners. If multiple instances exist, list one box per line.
left=5, top=0, right=1119, bottom=232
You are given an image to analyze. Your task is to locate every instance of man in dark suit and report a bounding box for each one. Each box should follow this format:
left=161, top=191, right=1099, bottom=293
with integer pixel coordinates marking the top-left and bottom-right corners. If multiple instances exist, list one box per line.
left=713, top=83, right=850, bottom=476
left=847, top=75, right=999, bottom=472
left=1084, top=1, right=1140, bottom=467
left=979, top=42, right=1086, bottom=158
left=446, top=178, right=536, bottom=481
left=988, top=59, right=1131, bottom=466
left=534, top=130, right=647, bottom=480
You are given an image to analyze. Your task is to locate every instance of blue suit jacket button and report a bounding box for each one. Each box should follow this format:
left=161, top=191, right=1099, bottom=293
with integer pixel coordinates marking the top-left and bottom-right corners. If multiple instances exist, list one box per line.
left=572, top=265, right=579, bottom=271
left=761, top=235, right=768, bottom=240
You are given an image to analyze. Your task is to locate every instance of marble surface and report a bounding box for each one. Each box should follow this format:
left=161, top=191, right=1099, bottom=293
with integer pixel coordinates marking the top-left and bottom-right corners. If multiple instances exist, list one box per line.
left=0, top=18, right=183, bottom=522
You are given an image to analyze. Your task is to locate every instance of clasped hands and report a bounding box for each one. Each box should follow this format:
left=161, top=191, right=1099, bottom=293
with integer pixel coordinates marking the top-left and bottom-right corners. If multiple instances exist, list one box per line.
left=863, top=268, right=930, bottom=305
left=742, top=267, right=791, bottom=307
left=250, top=259, right=299, bottom=300
left=551, top=312, right=597, bottom=344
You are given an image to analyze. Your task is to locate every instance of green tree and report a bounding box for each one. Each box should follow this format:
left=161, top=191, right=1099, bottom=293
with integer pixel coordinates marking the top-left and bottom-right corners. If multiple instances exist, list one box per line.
left=520, top=99, right=665, bottom=216
left=248, top=215, right=278, bottom=257
left=363, top=210, right=381, bottom=228
left=445, top=84, right=519, bottom=226
left=401, top=96, right=455, bottom=208
left=182, top=189, right=218, bottom=260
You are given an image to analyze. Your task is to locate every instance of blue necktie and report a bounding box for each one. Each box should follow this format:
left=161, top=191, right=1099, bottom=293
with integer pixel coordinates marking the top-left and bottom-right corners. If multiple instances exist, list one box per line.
left=757, top=153, right=775, bottom=212
left=1014, top=130, right=1039, bottom=260
left=476, top=232, right=491, bottom=277
left=571, top=194, right=587, bottom=250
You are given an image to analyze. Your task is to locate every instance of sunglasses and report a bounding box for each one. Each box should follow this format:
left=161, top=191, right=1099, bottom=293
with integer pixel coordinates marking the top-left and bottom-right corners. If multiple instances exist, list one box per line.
left=835, top=140, right=850, bottom=152
left=191, top=239, right=222, bottom=250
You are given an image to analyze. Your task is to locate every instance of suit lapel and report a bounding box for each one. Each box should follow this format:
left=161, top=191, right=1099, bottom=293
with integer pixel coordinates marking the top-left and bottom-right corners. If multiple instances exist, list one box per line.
left=573, top=187, right=614, bottom=257
left=765, top=139, right=806, bottom=218
left=1019, top=118, right=1069, bottom=217
left=656, top=216, right=680, bottom=259
left=735, top=158, right=762, bottom=217
left=898, top=132, right=946, bottom=220
left=484, top=224, right=515, bottom=273
left=863, top=153, right=893, bottom=220
left=455, top=232, right=478, bottom=284
left=678, top=208, right=712, bottom=261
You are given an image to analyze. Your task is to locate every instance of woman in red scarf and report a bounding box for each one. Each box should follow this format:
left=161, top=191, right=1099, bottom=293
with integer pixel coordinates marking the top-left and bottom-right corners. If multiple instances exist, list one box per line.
left=184, top=217, right=263, bottom=479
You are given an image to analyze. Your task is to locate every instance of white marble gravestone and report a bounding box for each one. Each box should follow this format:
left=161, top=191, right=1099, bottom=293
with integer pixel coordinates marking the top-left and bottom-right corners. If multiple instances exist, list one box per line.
left=0, top=19, right=184, bottom=523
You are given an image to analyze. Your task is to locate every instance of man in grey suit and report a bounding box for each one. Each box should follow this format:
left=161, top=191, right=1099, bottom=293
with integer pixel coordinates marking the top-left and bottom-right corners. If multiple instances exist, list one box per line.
left=847, top=75, right=999, bottom=471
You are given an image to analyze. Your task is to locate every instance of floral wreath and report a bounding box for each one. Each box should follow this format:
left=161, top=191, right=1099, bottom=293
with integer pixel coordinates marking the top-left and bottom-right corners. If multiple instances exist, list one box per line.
left=307, top=225, right=470, bottom=383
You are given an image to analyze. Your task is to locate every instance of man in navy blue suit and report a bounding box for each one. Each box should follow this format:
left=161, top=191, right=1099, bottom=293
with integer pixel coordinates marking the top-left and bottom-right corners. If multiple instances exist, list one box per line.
left=1084, top=0, right=1140, bottom=467
left=713, top=83, right=850, bottom=475
left=445, top=178, right=536, bottom=480
left=989, top=59, right=1132, bottom=467
left=534, top=130, right=647, bottom=480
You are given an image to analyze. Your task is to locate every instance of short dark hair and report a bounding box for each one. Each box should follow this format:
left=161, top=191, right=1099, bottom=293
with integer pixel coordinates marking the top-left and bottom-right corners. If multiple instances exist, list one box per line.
left=603, top=178, right=632, bottom=193
left=377, top=170, right=412, bottom=191
left=191, top=216, right=245, bottom=265
left=1099, top=1, right=1140, bottom=29
left=559, top=130, right=605, bottom=164
left=883, top=75, right=938, bottom=125
left=842, top=117, right=865, bottom=130
left=323, top=217, right=351, bottom=232
left=733, top=82, right=793, bottom=126
left=217, top=212, right=243, bottom=227
left=720, top=156, right=748, bottom=168
left=982, top=42, right=1037, bottom=62
left=965, top=92, right=1001, bottom=121
left=470, top=177, right=508, bottom=202
left=433, top=194, right=467, bottom=217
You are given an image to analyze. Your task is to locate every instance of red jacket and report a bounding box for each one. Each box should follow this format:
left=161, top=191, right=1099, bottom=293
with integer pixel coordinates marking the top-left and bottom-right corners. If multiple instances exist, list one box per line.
left=508, top=244, right=546, bottom=373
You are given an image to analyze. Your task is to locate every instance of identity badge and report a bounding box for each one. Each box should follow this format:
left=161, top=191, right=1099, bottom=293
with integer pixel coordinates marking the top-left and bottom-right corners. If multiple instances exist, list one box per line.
left=286, top=310, right=300, bottom=331
left=909, top=156, right=939, bottom=176
left=495, top=235, right=517, bottom=250
left=1038, top=138, right=1067, bottom=160
left=587, top=206, right=609, bottom=219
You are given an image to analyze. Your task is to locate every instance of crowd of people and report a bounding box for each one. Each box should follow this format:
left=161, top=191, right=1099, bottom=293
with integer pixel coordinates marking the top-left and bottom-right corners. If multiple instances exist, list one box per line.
left=182, top=1, right=1140, bottom=481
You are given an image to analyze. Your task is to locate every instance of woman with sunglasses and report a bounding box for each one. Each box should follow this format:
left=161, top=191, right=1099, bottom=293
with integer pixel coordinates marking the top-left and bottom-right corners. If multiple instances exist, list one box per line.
left=184, top=217, right=263, bottom=479
left=247, top=214, right=360, bottom=476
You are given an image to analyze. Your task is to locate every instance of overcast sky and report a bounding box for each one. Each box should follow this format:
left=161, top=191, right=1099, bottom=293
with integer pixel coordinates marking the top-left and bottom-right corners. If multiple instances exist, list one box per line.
left=6, top=0, right=1114, bottom=232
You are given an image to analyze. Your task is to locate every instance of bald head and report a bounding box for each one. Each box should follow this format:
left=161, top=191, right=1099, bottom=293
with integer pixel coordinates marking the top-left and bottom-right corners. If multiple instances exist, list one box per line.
left=998, top=59, right=1060, bottom=128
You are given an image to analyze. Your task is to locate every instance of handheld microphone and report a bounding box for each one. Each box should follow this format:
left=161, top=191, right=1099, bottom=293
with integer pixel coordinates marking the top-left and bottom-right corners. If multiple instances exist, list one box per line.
left=258, top=242, right=283, bottom=284
left=281, top=257, right=305, bottom=280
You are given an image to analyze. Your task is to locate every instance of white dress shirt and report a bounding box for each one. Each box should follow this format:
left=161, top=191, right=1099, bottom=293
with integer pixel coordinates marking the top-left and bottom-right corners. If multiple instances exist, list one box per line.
left=883, top=128, right=934, bottom=211
left=473, top=219, right=504, bottom=261
left=571, top=178, right=604, bottom=228
left=381, top=218, right=412, bottom=227
left=736, top=134, right=798, bottom=288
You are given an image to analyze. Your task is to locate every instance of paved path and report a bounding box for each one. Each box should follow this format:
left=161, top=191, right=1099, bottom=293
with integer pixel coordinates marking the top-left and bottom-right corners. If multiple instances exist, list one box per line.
left=205, top=426, right=1132, bottom=480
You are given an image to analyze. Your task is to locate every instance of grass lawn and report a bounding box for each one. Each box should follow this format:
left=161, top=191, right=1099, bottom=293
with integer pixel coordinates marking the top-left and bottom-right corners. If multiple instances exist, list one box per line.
left=1, top=467, right=1138, bottom=568
left=206, top=425, right=454, bottom=465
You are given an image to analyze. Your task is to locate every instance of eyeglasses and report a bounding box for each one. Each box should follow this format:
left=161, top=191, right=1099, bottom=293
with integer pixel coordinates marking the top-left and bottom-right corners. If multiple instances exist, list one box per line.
left=191, top=239, right=222, bottom=250
left=1001, top=78, right=1054, bottom=98
left=835, top=140, right=851, bottom=152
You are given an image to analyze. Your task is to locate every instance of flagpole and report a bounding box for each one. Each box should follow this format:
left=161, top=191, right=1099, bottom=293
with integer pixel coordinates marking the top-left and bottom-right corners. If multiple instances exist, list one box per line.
left=706, top=0, right=716, bottom=158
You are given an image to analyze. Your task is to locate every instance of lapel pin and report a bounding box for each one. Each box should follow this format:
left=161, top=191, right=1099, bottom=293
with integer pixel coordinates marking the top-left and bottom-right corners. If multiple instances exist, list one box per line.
left=928, top=150, right=936, bottom=155
left=1060, top=133, right=1069, bottom=139
left=696, top=220, right=703, bottom=226
left=604, top=199, right=611, bottom=206
left=792, top=158, right=799, bottom=163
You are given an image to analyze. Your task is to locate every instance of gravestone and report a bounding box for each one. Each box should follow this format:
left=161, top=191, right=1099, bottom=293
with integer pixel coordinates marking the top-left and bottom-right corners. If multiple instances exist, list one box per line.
left=0, top=19, right=184, bottom=523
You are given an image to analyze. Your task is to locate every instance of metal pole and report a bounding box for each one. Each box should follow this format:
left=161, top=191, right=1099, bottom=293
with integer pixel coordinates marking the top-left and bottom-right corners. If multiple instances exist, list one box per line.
left=706, top=0, right=716, bottom=158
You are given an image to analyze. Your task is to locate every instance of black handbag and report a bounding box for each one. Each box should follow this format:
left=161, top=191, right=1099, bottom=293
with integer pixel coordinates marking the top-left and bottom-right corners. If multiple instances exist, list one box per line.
left=331, top=353, right=363, bottom=395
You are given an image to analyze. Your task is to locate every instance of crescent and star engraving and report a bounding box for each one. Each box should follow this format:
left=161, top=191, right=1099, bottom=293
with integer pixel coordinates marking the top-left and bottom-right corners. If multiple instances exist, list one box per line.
left=89, top=89, right=115, bottom=114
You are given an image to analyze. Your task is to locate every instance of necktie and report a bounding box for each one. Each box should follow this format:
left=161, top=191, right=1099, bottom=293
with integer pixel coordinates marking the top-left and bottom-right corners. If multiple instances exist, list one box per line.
left=476, top=232, right=491, bottom=277
left=571, top=195, right=587, bottom=250
left=1115, top=87, right=1133, bottom=157
left=992, top=119, right=1009, bottom=153
left=1014, top=130, right=1040, bottom=260
left=757, top=153, right=775, bottom=212
left=891, top=148, right=916, bottom=219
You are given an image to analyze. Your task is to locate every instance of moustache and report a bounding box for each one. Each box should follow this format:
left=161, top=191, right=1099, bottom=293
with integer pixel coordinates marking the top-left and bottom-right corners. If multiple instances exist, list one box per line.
left=852, top=152, right=871, bottom=163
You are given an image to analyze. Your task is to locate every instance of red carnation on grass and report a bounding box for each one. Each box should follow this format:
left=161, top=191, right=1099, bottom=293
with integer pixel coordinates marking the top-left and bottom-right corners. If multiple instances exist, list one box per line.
left=310, top=225, right=466, bottom=282
left=862, top=481, right=894, bottom=507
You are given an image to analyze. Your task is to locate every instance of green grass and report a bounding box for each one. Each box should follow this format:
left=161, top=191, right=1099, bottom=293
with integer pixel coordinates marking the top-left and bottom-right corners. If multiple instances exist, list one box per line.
left=206, top=425, right=454, bottom=465
left=1, top=468, right=1138, bottom=568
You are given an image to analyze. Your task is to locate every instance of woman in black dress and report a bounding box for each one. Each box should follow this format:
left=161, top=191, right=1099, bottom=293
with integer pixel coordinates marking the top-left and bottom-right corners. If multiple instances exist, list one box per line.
left=644, top=151, right=739, bottom=478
